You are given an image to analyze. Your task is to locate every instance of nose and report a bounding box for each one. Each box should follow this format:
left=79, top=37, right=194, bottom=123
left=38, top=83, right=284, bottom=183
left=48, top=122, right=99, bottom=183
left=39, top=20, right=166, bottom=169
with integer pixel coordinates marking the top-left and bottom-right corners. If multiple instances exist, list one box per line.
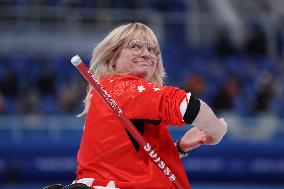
left=140, top=47, right=151, bottom=58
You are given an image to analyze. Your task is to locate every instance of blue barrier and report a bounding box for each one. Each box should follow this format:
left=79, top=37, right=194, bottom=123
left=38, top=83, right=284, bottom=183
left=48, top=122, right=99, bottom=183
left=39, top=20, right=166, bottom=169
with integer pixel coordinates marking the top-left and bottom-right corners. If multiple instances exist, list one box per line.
left=0, top=115, right=283, bottom=185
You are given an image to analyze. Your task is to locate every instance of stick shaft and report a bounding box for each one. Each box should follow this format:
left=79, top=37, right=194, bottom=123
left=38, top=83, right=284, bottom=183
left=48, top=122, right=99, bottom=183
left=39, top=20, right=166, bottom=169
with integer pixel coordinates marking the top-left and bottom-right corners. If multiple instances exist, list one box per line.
left=72, top=57, right=183, bottom=189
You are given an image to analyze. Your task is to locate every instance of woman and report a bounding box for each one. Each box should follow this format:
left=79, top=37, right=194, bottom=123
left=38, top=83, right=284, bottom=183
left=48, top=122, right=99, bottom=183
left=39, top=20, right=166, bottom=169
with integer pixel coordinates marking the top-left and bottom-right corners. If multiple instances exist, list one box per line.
left=72, top=22, right=227, bottom=189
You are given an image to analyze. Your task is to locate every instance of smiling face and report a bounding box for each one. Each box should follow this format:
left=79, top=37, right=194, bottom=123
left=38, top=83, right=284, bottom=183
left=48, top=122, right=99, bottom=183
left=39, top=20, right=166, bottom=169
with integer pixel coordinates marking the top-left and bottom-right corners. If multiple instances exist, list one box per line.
left=113, top=38, right=160, bottom=81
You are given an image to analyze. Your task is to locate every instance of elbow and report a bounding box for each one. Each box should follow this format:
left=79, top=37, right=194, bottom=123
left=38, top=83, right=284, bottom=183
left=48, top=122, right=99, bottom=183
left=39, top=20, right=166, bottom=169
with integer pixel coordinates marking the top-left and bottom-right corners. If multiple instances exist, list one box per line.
left=207, top=118, right=228, bottom=145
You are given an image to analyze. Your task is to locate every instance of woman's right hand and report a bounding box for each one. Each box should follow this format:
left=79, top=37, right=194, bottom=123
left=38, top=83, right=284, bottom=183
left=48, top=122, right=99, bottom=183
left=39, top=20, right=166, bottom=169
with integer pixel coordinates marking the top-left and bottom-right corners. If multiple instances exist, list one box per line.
left=179, top=127, right=209, bottom=152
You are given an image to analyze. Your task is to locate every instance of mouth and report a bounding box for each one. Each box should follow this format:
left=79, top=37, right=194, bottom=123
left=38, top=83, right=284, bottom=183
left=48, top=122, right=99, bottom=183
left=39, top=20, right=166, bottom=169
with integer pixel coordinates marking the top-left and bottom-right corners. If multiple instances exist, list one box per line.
left=138, top=61, right=152, bottom=67
left=140, top=63, right=149, bottom=67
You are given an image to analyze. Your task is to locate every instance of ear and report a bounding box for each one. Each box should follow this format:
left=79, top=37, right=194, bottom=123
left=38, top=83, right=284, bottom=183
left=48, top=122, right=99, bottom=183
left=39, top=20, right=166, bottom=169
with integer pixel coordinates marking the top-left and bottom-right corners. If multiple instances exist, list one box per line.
left=110, top=57, right=117, bottom=69
left=110, top=49, right=120, bottom=69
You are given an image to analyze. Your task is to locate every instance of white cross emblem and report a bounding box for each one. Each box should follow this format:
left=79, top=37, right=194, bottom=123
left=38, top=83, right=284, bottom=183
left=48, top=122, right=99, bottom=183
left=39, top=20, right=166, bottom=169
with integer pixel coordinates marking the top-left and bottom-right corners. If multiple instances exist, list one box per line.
left=138, top=85, right=145, bottom=92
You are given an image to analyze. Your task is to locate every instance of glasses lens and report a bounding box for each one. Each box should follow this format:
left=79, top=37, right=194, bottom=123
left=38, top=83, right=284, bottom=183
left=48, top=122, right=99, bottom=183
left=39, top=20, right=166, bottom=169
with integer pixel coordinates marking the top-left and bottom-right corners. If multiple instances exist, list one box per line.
left=129, top=40, right=143, bottom=56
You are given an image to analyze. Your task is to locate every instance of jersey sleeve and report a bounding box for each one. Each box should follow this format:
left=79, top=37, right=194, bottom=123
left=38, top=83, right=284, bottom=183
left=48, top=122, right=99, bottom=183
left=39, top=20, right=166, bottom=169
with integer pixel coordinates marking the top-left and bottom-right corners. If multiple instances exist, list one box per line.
left=102, top=76, right=187, bottom=126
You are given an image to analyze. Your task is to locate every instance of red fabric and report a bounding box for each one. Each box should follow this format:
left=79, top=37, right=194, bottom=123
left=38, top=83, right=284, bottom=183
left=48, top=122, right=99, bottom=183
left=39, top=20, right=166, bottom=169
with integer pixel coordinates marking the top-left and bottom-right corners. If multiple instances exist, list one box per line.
left=76, top=75, right=191, bottom=189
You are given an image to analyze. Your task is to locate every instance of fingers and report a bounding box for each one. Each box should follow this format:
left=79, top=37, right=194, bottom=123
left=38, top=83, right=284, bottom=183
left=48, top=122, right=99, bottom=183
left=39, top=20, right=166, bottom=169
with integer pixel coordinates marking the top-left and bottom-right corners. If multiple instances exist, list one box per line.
left=193, top=128, right=209, bottom=144
left=198, top=140, right=205, bottom=144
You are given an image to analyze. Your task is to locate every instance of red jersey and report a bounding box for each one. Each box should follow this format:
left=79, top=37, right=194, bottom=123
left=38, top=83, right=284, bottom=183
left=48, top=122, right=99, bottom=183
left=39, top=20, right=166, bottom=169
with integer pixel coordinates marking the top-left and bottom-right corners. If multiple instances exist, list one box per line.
left=76, top=75, right=191, bottom=189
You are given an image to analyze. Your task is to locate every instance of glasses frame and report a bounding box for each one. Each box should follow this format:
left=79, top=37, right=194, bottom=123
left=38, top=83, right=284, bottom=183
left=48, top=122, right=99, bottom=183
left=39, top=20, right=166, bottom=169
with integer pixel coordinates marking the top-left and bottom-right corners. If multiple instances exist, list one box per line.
left=123, top=39, right=160, bottom=59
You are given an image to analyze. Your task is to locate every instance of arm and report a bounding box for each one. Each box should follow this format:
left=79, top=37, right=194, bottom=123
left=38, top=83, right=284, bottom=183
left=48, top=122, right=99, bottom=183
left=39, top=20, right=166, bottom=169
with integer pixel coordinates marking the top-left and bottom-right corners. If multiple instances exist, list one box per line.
left=180, top=93, right=228, bottom=146
left=191, top=100, right=227, bottom=144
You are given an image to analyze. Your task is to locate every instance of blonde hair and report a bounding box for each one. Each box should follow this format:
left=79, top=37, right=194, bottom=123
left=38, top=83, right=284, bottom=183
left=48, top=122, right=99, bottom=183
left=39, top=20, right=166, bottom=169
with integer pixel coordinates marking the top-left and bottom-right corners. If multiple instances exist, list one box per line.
left=79, top=22, right=166, bottom=116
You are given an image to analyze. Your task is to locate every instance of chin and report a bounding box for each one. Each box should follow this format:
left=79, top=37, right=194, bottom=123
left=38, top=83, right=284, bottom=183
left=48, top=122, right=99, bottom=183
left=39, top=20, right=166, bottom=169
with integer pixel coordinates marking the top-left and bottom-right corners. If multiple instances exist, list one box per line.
left=132, top=68, right=154, bottom=80
left=133, top=72, right=148, bottom=80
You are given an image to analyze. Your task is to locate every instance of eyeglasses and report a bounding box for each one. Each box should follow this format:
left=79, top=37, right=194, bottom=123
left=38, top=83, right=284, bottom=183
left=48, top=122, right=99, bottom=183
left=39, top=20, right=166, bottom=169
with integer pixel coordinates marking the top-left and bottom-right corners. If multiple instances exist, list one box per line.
left=124, top=39, right=160, bottom=59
